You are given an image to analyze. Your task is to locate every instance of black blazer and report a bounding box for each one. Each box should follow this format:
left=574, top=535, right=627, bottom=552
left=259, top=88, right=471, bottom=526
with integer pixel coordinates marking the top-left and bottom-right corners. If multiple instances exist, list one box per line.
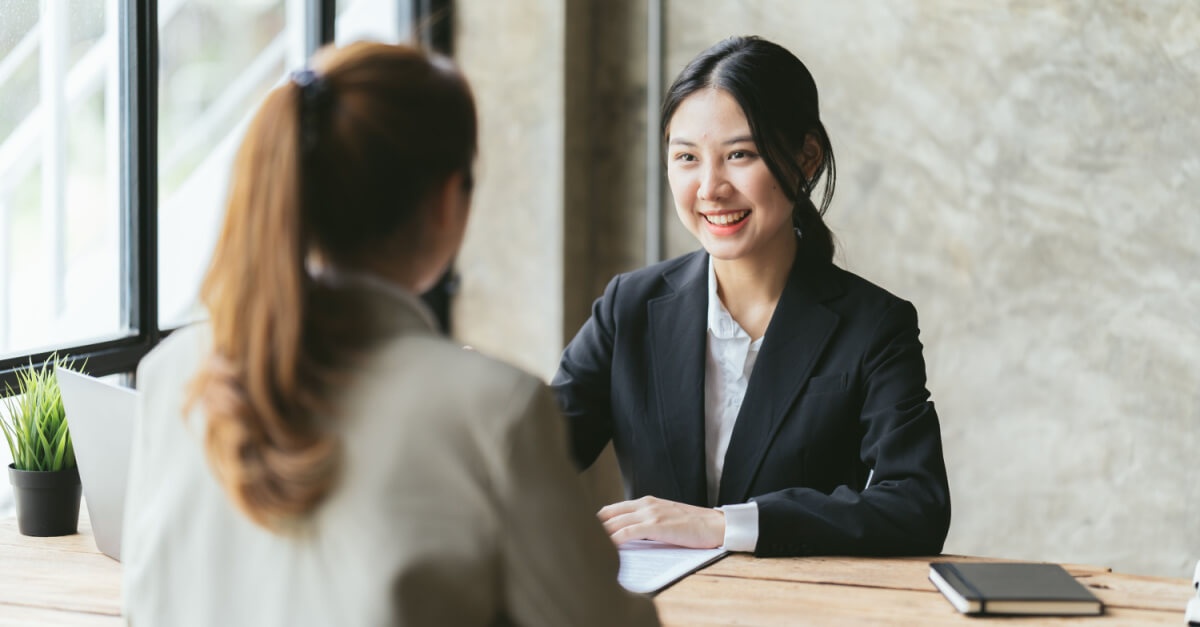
left=552, top=250, right=950, bottom=557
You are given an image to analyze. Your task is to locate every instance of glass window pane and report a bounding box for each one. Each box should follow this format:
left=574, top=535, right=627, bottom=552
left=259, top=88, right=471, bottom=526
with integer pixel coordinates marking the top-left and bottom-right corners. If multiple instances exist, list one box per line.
left=158, top=0, right=405, bottom=330
left=0, top=0, right=125, bottom=359
left=336, top=0, right=405, bottom=44
left=157, top=0, right=292, bottom=328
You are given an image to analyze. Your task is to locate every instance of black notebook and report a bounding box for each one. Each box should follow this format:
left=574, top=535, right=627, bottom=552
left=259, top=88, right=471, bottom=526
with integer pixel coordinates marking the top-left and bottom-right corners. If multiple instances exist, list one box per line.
left=929, top=562, right=1103, bottom=616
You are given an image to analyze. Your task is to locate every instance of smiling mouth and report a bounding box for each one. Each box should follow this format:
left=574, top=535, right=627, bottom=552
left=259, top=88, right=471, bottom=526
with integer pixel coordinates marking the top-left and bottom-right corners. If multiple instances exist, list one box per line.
left=704, top=210, right=750, bottom=226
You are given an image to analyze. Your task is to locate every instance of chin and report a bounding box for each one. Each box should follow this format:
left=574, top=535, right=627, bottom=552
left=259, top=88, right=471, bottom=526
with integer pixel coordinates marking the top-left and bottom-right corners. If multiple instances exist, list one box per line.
left=699, top=240, right=745, bottom=261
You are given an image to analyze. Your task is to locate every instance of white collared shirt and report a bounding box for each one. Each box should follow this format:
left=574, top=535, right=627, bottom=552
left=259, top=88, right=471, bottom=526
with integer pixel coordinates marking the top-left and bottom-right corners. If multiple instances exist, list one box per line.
left=704, top=257, right=760, bottom=553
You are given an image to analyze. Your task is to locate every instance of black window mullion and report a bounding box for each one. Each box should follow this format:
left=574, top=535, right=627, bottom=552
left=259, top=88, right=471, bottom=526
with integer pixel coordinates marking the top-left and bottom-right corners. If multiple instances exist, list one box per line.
left=306, top=0, right=336, bottom=57
left=126, top=0, right=160, bottom=373
left=416, top=0, right=453, bottom=54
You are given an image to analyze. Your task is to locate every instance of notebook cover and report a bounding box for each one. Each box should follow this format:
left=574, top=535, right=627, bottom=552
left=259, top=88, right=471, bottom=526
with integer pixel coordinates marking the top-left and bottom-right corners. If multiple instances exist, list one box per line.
left=930, top=562, right=1102, bottom=614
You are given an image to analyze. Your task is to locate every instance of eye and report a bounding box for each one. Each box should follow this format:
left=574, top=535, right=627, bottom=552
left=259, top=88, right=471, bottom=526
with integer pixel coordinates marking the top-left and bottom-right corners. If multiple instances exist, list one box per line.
left=672, top=152, right=697, bottom=162
left=728, top=150, right=756, bottom=160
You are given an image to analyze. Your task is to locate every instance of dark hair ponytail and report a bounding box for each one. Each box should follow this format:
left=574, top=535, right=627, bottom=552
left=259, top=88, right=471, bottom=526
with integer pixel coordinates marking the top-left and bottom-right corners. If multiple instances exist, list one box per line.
left=662, top=35, right=836, bottom=262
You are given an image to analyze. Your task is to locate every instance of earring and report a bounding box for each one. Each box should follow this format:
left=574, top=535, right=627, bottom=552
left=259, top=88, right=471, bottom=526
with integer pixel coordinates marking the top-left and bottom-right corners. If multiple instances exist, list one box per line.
left=794, top=226, right=804, bottom=239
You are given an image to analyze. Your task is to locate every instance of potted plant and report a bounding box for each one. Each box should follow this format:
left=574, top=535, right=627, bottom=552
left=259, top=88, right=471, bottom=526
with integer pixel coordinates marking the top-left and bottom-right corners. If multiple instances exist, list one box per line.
left=1, top=355, right=82, bottom=536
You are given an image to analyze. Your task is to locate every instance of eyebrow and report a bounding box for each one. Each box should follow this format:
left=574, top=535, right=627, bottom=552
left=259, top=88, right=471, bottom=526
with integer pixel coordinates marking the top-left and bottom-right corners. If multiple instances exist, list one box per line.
left=668, top=135, right=755, bottom=147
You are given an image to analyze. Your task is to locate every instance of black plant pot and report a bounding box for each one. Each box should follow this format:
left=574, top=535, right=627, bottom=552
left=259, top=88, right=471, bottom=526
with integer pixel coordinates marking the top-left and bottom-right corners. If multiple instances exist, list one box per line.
left=8, top=463, right=82, bottom=537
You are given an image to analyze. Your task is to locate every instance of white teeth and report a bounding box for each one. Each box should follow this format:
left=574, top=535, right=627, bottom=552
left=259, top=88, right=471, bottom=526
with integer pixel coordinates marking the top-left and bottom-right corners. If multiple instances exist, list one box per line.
left=705, top=211, right=749, bottom=226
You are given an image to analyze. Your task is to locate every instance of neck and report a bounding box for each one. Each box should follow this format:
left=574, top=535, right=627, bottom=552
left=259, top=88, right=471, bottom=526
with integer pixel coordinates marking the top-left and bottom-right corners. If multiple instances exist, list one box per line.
left=711, top=227, right=796, bottom=306
left=711, top=230, right=796, bottom=340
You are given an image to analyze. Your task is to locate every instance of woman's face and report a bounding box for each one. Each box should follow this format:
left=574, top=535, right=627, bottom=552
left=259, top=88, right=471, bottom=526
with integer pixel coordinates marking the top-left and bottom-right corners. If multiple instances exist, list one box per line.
left=666, top=88, right=794, bottom=265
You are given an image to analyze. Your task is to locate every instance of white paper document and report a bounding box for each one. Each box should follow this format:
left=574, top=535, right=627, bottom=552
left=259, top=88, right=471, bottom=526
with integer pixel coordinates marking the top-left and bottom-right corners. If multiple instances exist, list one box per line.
left=617, top=540, right=729, bottom=594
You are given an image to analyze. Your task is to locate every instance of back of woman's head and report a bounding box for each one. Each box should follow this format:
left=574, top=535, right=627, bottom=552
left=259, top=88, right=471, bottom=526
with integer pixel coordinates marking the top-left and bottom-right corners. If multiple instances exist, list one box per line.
left=661, top=36, right=836, bottom=262
left=304, top=43, right=476, bottom=261
left=191, top=41, right=477, bottom=530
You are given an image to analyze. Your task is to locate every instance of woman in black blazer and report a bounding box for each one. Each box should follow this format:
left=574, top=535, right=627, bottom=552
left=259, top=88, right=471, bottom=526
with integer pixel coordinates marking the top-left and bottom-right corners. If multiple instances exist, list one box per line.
left=552, top=36, right=950, bottom=557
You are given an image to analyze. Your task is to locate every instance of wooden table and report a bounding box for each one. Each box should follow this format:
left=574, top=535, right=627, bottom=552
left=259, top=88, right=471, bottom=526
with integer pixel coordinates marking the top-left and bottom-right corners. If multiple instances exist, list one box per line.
left=657, top=554, right=1191, bottom=625
left=1, top=513, right=1191, bottom=625
left=0, top=511, right=121, bottom=625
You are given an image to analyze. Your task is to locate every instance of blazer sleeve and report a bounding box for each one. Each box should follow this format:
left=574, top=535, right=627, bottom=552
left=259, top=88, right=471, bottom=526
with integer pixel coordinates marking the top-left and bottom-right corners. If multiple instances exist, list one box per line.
left=753, top=300, right=951, bottom=557
left=495, top=380, right=659, bottom=627
left=551, top=274, right=621, bottom=470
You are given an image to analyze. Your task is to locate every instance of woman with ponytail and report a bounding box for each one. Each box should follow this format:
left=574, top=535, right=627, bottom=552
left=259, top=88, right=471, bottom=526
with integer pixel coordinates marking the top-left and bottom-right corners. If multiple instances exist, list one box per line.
left=122, top=42, right=658, bottom=627
left=554, top=36, right=950, bottom=558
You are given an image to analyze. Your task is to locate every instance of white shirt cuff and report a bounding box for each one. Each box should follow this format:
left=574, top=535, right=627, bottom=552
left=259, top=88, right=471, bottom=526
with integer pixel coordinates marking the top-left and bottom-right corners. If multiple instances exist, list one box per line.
left=717, top=502, right=759, bottom=553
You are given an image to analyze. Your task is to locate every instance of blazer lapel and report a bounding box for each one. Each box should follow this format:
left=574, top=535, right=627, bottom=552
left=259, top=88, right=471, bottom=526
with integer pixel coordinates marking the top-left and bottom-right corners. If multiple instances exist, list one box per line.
left=717, top=258, right=842, bottom=505
left=647, top=253, right=709, bottom=506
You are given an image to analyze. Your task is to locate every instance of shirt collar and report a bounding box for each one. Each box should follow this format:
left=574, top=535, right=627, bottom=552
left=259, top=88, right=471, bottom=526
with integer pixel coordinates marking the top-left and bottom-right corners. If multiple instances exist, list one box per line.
left=706, top=256, right=748, bottom=341
left=314, top=268, right=439, bottom=332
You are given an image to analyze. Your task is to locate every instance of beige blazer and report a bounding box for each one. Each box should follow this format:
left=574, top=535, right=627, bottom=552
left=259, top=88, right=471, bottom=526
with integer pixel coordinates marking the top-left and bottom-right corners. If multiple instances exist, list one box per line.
left=122, top=282, right=658, bottom=626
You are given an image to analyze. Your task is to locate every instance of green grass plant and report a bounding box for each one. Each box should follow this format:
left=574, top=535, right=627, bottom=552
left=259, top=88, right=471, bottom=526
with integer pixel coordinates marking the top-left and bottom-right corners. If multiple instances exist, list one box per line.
left=1, top=355, right=78, bottom=472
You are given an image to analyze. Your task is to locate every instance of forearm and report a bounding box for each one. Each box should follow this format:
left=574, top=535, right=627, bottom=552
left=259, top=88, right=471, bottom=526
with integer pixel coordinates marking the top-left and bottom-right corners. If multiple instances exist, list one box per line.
left=751, top=401, right=951, bottom=559
left=754, top=476, right=950, bottom=556
left=552, top=276, right=624, bottom=470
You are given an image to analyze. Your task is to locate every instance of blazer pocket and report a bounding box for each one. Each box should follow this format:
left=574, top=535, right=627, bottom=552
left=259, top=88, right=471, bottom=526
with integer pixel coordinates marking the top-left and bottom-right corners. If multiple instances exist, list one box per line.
left=804, top=372, right=849, bottom=395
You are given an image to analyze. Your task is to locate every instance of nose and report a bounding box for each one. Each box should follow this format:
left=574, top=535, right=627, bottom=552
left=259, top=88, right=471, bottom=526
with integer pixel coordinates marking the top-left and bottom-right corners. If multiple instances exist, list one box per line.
left=697, top=163, right=730, bottom=201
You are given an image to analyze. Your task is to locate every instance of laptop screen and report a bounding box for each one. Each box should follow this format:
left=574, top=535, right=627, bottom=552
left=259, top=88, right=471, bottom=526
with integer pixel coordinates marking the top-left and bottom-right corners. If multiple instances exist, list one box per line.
left=57, top=367, right=139, bottom=561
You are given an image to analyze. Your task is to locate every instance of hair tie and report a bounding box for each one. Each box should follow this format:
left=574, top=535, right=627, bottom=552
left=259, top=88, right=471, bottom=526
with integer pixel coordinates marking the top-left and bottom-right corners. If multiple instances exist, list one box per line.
left=290, top=69, right=329, bottom=152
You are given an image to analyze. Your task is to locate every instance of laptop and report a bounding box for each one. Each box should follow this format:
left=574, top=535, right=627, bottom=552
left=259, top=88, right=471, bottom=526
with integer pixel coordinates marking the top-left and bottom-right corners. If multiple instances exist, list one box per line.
left=57, top=367, right=139, bottom=561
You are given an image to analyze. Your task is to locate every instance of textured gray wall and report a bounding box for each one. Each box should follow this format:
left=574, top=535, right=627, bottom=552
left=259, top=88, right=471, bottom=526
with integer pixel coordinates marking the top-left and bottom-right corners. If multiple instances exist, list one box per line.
left=455, top=0, right=1200, bottom=577
left=661, top=0, right=1200, bottom=578
left=454, top=0, right=567, bottom=379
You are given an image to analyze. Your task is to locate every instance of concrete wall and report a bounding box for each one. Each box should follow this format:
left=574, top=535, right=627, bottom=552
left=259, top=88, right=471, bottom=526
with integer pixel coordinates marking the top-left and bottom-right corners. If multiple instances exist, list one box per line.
left=454, top=0, right=1200, bottom=577
left=454, top=0, right=567, bottom=379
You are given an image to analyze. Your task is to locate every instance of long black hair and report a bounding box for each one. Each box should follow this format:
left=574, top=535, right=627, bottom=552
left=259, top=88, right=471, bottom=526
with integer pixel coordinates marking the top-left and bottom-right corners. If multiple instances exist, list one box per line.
left=662, top=36, right=836, bottom=262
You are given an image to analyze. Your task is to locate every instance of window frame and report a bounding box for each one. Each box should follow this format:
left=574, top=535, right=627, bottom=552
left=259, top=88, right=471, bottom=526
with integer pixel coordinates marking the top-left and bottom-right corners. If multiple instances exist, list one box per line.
left=0, top=0, right=446, bottom=393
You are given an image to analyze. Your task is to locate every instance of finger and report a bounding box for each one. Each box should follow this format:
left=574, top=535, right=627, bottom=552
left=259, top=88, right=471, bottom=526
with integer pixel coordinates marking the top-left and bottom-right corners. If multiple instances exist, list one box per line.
left=597, top=499, right=643, bottom=521
left=601, top=511, right=645, bottom=536
left=610, top=521, right=657, bottom=546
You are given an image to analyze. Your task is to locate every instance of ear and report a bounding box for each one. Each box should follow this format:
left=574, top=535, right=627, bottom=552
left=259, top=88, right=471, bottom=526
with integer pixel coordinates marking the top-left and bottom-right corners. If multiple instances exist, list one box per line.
left=799, top=134, right=823, bottom=180
left=425, top=171, right=468, bottom=229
